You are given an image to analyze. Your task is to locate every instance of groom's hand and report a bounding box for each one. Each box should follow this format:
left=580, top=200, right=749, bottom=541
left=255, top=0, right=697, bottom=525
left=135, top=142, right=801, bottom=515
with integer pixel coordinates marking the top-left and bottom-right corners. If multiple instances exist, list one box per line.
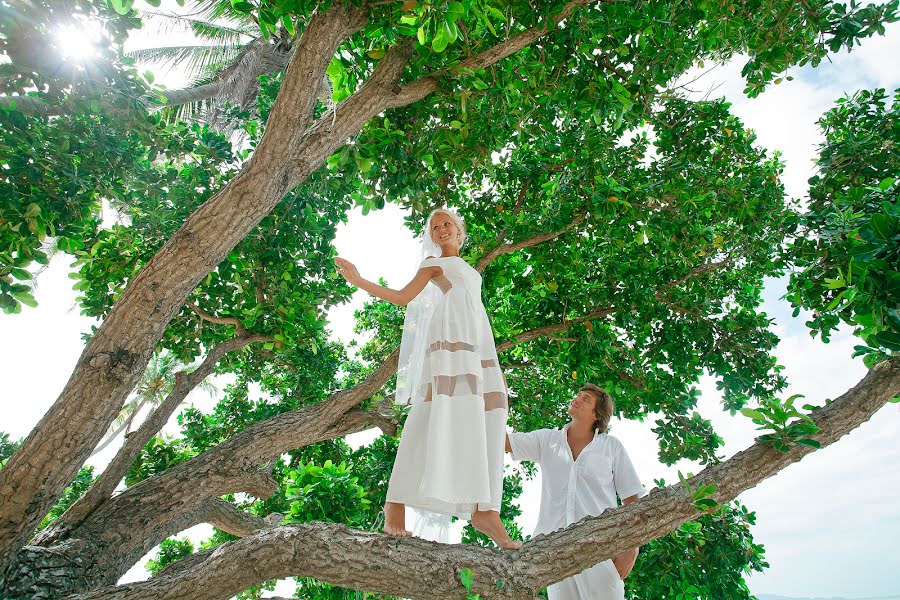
left=612, top=547, right=638, bottom=579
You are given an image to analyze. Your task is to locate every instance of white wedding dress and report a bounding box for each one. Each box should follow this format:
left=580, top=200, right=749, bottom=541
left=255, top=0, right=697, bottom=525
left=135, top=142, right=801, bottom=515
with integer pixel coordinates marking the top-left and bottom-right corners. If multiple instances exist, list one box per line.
left=386, top=256, right=508, bottom=519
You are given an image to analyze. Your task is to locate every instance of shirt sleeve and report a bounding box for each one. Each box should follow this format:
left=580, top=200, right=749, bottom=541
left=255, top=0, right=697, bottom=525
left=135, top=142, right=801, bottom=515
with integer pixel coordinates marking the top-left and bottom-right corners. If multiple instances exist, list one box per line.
left=611, top=437, right=645, bottom=499
left=508, top=429, right=547, bottom=463
left=420, top=257, right=442, bottom=269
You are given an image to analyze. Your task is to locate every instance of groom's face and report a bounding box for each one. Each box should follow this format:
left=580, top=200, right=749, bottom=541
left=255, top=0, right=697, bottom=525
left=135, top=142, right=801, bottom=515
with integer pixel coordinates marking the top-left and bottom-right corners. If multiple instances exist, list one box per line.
left=567, top=389, right=599, bottom=421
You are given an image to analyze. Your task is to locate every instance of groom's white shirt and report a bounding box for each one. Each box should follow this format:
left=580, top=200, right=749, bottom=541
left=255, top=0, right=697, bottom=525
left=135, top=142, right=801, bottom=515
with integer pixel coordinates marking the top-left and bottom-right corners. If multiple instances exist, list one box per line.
left=508, top=424, right=644, bottom=599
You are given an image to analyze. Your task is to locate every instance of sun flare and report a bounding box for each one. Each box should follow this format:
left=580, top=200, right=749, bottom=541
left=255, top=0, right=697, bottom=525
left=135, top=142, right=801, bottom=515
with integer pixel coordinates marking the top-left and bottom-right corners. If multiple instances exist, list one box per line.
left=53, top=20, right=104, bottom=62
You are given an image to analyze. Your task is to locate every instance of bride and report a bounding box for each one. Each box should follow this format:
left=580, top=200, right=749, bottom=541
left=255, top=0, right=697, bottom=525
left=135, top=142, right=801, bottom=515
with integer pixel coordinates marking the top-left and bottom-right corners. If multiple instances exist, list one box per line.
left=335, top=207, right=520, bottom=549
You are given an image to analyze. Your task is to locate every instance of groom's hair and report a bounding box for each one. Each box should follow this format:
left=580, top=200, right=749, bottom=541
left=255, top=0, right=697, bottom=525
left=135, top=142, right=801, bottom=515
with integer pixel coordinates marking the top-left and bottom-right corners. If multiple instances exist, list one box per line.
left=580, top=384, right=614, bottom=433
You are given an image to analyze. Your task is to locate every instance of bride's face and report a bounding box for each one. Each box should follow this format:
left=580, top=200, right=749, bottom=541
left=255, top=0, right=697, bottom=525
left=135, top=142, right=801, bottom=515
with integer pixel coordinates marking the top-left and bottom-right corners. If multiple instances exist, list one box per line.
left=430, top=213, right=460, bottom=248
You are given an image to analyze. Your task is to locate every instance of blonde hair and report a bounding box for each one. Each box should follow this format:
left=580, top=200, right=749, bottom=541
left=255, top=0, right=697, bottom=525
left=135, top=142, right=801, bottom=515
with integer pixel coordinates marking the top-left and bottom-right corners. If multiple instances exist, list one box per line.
left=426, top=207, right=466, bottom=250
left=580, top=383, right=614, bottom=433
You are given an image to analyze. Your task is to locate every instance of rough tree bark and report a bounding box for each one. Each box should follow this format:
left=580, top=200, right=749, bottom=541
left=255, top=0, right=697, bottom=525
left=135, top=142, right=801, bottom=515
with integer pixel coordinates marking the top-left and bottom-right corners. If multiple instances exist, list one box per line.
left=0, top=0, right=592, bottom=565
left=63, top=358, right=900, bottom=600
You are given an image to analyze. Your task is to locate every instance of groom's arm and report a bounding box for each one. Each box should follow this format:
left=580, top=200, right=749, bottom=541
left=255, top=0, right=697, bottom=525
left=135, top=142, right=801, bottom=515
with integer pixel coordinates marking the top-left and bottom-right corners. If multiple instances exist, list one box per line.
left=505, top=430, right=545, bottom=462
left=612, top=494, right=640, bottom=578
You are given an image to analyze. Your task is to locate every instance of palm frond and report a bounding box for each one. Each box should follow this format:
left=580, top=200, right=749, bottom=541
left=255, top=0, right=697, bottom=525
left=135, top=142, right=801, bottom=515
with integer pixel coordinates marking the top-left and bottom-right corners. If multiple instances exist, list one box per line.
left=197, top=379, right=219, bottom=397
left=141, top=10, right=257, bottom=46
left=194, top=0, right=258, bottom=30
left=126, top=45, right=245, bottom=81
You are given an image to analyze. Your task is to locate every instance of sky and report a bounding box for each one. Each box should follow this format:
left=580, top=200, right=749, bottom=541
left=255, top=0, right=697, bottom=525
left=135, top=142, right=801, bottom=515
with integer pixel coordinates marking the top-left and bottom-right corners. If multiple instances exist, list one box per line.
left=1, top=5, right=899, bottom=599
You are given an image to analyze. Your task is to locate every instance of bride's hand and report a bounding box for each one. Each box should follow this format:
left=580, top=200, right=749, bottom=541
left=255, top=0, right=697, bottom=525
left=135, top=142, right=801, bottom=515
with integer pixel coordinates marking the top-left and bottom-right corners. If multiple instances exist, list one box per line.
left=334, top=257, right=361, bottom=285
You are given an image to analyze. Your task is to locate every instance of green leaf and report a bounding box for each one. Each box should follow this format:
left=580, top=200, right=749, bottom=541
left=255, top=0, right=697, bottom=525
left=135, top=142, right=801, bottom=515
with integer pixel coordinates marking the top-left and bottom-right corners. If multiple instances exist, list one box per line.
left=693, top=483, right=717, bottom=499
left=795, top=438, right=821, bottom=449
left=12, top=290, right=37, bottom=308
left=109, top=0, right=132, bottom=15
left=282, top=15, right=295, bottom=36
left=459, top=567, right=474, bottom=591
left=739, top=408, right=765, bottom=422
left=874, top=329, right=900, bottom=351
left=231, top=1, right=256, bottom=12
left=870, top=213, right=894, bottom=240
left=9, top=268, right=30, bottom=280
left=432, top=24, right=451, bottom=53
left=694, top=498, right=719, bottom=511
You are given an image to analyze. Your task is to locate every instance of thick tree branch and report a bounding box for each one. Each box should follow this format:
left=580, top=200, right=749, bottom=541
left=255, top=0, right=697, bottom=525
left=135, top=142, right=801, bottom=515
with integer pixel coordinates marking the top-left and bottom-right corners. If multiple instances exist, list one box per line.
left=654, top=257, right=734, bottom=299
left=199, top=498, right=281, bottom=538
left=68, top=359, right=900, bottom=600
left=58, top=349, right=401, bottom=574
left=496, top=307, right=618, bottom=352
left=476, top=210, right=588, bottom=272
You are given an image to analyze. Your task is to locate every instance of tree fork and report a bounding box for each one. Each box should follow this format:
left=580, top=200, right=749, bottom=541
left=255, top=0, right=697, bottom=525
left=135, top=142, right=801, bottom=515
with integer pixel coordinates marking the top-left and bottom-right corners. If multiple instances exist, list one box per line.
left=66, top=359, right=900, bottom=600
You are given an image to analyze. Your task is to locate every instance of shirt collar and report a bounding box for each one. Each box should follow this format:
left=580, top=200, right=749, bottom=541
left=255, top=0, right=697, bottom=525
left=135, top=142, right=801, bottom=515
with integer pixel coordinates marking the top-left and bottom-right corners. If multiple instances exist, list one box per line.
left=562, top=422, right=602, bottom=440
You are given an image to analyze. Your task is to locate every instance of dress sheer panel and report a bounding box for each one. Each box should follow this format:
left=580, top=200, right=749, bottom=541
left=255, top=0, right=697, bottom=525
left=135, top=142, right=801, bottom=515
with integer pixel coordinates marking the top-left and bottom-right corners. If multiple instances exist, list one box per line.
left=422, top=373, right=507, bottom=412
left=426, top=340, right=476, bottom=354
left=432, top=275, right=452, bottom=294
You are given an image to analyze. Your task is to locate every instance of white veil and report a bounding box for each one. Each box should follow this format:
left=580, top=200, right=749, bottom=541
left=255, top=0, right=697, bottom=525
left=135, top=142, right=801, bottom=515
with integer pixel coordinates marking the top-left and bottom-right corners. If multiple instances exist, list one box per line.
left=394, top=217, right=455, bottom=543
left=395, top=226, right=442, bottom=406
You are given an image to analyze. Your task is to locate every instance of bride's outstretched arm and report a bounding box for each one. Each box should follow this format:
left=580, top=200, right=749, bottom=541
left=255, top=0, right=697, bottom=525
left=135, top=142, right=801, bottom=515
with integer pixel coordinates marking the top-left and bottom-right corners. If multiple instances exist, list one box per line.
left=334, top=257, right=439, bottom=307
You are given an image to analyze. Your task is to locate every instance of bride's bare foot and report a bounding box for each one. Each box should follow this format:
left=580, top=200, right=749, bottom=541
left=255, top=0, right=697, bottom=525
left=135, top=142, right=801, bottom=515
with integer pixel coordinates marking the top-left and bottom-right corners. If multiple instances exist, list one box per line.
left=471, top=510, right=522, bottom=549
left=383, top=502, right=412, bottom=537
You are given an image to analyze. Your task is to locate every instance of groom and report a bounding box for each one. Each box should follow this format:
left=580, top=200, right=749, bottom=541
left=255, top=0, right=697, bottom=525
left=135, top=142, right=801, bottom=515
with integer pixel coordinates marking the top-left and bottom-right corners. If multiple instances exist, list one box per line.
left=506, top=384, right=644, bottom=599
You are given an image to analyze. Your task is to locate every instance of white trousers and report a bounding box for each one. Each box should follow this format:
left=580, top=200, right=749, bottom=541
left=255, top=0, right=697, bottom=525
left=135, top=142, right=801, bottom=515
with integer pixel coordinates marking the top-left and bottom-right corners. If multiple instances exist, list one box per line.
left=547, top=560, right=625, bottom=600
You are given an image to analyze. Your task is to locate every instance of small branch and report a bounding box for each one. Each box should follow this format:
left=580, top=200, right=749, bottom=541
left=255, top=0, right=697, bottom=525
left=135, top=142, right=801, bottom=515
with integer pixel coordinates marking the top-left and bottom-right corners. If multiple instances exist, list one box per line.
left=654, top=257, right=734, bottom=299
left=653, top=258, right=736, bottom=338
left=186, top=303, right=247, bottom=334
left=511, top=179, right=532, bottom=216
left=604, top=358, right=647, bottom=390
left=152, top=500, right=281, bottom=580
left=476, top=210, right=587, bottom=272
left=496, top=306, right=617, bottom=352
